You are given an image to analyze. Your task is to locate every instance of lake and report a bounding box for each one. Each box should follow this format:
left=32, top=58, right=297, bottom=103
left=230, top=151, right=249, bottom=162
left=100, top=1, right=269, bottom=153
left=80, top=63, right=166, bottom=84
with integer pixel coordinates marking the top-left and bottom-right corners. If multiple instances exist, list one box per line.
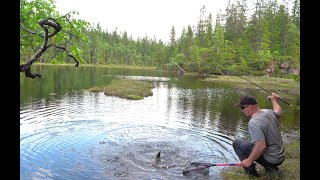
left=20, top=64, right=300, bottom=179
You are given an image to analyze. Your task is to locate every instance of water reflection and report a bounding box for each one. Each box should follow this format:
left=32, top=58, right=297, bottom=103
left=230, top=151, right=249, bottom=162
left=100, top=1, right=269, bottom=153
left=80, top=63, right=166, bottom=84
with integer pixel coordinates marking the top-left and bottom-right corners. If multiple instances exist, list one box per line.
left=20, top=65, right=300, bottom=179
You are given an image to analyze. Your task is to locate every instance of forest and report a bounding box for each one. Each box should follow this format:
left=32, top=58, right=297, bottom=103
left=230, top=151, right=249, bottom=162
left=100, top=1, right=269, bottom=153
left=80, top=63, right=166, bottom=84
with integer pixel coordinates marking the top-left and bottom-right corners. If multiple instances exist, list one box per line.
left=20, top=0, right=300, bottom=79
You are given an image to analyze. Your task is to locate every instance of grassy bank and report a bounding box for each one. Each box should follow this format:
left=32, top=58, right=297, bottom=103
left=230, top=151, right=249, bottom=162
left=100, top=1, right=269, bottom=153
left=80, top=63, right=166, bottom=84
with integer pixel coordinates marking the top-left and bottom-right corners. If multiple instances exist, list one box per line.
left=201, top=75, right=300, bottom=96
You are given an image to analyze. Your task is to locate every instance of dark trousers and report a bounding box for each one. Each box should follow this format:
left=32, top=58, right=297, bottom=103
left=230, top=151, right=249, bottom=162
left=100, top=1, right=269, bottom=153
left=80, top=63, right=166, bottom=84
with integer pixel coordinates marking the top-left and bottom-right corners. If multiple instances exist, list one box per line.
left=232, top=139, right=283, bottom=173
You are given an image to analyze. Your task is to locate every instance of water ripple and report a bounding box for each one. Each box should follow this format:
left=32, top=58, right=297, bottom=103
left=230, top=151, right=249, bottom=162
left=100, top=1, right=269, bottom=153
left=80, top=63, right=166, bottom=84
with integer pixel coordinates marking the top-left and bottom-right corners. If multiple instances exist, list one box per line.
left=20, top=83, right=252, bottom=179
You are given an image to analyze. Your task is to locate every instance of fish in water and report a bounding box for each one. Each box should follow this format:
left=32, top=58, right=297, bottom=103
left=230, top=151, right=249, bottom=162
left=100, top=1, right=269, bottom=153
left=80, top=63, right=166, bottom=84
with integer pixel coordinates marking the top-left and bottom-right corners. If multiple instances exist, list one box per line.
left=151, top=151, right=176, bottom=169
left=151, top=151, right=161, bottom=166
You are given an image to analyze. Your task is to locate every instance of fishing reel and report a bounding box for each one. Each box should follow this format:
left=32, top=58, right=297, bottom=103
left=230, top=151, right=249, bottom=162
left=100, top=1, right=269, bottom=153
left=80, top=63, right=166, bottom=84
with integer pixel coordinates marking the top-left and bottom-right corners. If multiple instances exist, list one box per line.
left=267, top=95, right=271, bottom=100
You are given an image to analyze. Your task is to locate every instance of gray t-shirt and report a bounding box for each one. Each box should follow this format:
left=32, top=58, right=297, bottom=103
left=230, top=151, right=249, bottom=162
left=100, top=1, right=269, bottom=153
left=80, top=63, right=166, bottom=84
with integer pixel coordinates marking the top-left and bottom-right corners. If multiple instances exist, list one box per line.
left=248, top=109, right=285, bottom=164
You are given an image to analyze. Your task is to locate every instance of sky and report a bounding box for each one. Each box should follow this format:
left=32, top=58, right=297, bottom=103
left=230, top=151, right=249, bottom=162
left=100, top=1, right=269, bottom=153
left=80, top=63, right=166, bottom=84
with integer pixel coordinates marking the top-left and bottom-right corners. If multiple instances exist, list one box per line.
left=54, top=0, right=231, bottom=43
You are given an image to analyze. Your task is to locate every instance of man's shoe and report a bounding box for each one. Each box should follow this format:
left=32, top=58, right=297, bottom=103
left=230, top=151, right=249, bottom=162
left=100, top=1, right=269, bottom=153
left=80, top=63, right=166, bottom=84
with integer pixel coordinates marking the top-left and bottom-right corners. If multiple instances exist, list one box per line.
left=265, top=166, right=278, bottom=173
left=245, top=169, right=260, bottom=177
left=244, top=163, right=259, bottom=177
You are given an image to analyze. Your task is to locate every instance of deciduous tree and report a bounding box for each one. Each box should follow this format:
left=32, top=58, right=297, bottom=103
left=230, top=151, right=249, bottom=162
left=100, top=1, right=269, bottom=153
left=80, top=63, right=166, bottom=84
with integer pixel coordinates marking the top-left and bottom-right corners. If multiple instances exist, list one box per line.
left=20, top=0, right=90, bottom=78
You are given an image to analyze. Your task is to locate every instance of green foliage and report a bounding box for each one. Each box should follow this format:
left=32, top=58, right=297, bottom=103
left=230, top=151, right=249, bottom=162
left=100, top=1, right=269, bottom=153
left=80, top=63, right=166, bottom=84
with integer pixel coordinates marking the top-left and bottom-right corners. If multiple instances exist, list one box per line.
left=69, top=46, right=86, bottom=64
left=175, top=53, right=186, bottom=64
left=257, top=50, right=272, bottom=63
left=285, top=74, right=300, bottom=82
left=210, top=66, right=224, bottom=75
left=50, top=58, right=63, bottom=64
left=20, top=0, right=90, bottom=64
left=223, top=64, right=250, bottom=76
left=20, top=0, right=299, bottom=79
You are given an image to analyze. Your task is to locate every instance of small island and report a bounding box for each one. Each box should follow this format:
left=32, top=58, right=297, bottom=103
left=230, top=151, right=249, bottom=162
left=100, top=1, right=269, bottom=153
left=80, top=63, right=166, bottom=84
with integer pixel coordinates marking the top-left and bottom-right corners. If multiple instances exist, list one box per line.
left=88, top=79, right=154, bottom=100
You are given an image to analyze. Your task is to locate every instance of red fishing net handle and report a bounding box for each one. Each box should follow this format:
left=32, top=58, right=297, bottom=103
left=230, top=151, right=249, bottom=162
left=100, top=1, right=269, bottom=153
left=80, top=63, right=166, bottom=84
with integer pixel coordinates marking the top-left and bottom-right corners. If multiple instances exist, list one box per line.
left=182, top=162, right=240, bottom=175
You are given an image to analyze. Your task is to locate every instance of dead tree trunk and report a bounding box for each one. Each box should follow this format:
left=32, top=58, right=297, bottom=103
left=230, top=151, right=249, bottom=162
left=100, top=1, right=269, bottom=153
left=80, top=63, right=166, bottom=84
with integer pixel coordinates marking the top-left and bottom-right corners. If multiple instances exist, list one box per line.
left=174, top=62, right=186, bottom=76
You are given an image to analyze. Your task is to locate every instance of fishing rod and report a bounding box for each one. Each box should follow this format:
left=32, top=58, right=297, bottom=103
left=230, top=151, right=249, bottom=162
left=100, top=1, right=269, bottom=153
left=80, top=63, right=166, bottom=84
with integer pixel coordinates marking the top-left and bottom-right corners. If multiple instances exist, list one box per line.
left=182, top=162, right=240, bottom=175
left=234, top=74, right=292, bottom=107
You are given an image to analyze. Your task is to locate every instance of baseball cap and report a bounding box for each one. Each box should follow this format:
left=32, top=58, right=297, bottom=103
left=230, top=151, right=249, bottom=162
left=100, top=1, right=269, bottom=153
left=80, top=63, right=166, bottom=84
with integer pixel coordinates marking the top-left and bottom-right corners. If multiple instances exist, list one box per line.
left=234, top=95, right=257, bottom=107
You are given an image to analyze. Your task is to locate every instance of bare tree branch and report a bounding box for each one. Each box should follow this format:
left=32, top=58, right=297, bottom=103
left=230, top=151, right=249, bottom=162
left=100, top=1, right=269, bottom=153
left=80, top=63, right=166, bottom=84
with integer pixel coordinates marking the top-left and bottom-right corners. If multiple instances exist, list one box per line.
left=50, top=44, right=79, bottom=67
left=20, top=17, right=80, bottom=78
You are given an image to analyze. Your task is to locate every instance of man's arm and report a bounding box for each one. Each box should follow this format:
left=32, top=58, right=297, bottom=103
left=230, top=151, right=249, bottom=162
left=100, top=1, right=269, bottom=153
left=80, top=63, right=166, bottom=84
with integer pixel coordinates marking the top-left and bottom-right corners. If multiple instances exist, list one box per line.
left=240, top=140, right=266, bottom=168
left=271, top=93, right=282, bottom=118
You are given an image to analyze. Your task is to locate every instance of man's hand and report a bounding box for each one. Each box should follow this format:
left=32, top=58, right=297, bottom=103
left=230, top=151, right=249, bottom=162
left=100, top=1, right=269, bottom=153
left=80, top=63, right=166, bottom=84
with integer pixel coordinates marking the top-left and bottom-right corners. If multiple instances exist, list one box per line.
left=270, top=93, right=279, bottom=101
left=239, top=158, right=254, bottom=168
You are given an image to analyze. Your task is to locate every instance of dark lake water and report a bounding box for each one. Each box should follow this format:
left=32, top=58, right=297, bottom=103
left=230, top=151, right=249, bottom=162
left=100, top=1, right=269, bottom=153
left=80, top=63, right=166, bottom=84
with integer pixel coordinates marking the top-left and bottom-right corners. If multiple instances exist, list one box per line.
left=20, top=64, right=300, bottom=180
